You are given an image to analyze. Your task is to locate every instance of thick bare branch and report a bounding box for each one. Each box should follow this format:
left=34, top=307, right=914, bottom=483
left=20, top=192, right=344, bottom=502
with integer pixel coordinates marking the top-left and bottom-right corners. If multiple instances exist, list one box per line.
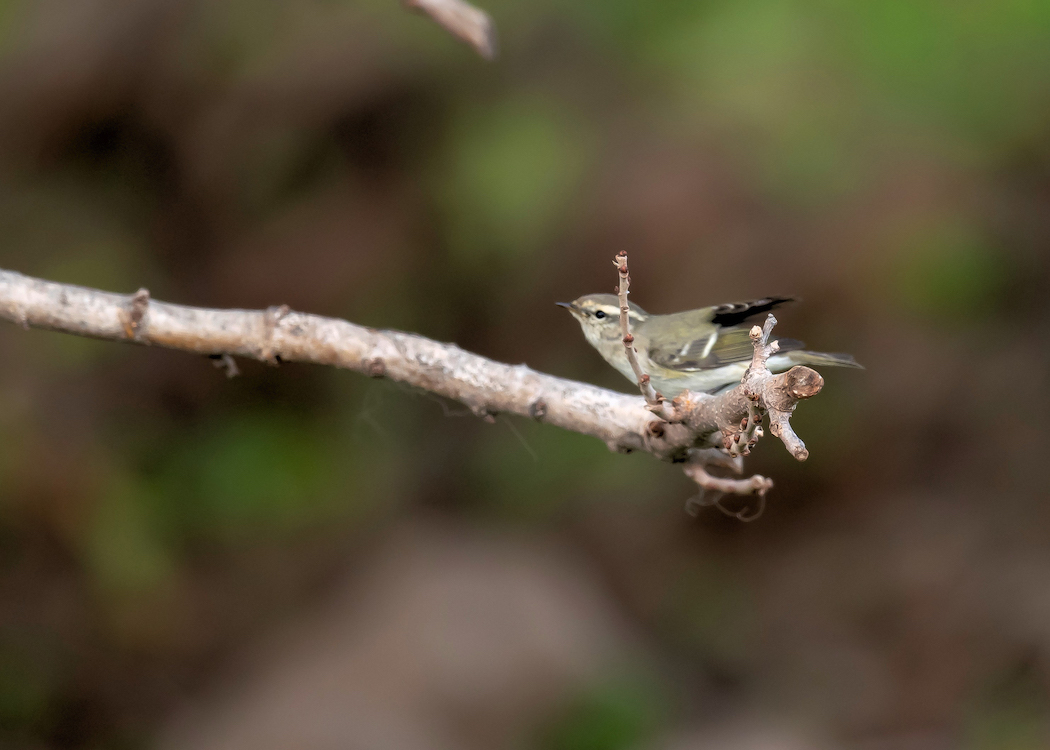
left=683, top=461, right=771, bottom=497
left=683, top=462, right=770, bottom=522
left=0, top=268, right=659, bottom=450
left=403, top=0, right=497, bottom=60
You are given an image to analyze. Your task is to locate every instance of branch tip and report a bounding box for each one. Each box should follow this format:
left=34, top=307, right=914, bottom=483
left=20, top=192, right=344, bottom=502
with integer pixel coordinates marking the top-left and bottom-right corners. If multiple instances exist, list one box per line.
left=528, top=399, right=548, bottom=420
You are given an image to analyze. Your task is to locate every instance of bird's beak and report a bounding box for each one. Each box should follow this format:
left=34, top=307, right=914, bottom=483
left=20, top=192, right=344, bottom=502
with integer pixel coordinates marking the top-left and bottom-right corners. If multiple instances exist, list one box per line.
left=556, top=301, right=575, bottom=311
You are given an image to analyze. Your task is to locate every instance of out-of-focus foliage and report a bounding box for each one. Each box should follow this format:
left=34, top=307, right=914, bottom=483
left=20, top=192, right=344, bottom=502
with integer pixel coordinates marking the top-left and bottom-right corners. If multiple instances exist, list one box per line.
left=441, top=97, right=593, bottom=262
left=889, top=218, right=1010, bottom=322
left=539, top=675, right=667, bottom=750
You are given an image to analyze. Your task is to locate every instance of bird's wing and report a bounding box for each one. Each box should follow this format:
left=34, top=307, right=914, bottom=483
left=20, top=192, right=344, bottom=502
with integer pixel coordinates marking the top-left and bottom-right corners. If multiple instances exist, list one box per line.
left=649, top=326, right=804, bottom=371
left=708, top=296, right=795, bottom=327
left=644, top=297, right=794, bottom=332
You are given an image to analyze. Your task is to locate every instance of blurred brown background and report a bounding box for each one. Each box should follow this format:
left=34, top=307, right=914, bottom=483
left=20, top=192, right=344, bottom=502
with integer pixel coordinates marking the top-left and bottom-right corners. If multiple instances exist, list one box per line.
left=0, top=1, right=1049, bottom=748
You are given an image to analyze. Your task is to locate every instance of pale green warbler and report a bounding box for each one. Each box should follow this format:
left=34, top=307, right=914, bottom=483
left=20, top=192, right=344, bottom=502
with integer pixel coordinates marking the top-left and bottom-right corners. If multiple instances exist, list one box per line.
left=559, top=294, right=860, bottom=397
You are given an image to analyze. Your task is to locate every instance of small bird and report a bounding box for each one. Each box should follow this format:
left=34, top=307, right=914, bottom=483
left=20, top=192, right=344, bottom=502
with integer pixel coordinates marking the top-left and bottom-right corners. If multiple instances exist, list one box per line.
left=558, top=294, right=860, bottom=397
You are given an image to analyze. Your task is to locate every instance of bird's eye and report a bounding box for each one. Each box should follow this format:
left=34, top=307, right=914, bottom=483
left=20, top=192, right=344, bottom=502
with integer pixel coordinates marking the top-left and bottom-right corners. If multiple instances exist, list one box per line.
left=594, top=311, right=606, bottom=319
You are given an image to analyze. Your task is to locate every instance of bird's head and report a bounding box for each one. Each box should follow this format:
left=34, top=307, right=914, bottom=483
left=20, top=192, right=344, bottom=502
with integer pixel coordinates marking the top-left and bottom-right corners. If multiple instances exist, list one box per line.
left=557, top=293, right=648, bottom=348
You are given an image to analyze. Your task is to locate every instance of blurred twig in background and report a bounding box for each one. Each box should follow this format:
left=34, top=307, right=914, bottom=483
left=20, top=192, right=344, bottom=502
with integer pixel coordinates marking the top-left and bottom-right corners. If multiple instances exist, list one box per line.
left=404, top=0, right=497, bottom=60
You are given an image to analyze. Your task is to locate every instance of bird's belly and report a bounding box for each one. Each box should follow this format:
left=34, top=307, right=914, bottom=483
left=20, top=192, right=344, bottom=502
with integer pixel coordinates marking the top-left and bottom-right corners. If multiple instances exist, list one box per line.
left=647, top=363, right=750, bottom=398
left=646, top=354, right=806, bottom=397
left=603, top=345, right=800, bottom=397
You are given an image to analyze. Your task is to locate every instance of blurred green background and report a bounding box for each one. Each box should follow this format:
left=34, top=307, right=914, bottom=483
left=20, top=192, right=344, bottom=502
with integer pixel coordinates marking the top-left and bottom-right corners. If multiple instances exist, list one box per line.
left=0, top=0, right=1048, bottom=748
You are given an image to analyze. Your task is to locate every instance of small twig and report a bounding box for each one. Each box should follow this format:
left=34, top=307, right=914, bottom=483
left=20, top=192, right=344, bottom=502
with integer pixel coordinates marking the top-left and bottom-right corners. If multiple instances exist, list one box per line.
left=210, top=353, right=240, bottom=379
left=683, top=460, right=772, bottom=499
left=741, top=316, right=822, bottom=460
left=687, top=487, right=767, bottom=523
left=719, top=494, right=766, bottom=522
left=613, top=252, right=677, bottom=422
left=724, top=402, right=764, bottom=458
left=742, top=315, right=780, bottom=387
left=613, top=251, right=651, bottom=398
left=403, top=0, right=497, bottom=60
left=687, top=447, right=744, bottom=475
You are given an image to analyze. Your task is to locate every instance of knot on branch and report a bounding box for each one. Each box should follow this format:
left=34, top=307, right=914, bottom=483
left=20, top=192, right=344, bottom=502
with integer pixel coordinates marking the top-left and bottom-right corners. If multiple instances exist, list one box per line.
left=767, top=366, right=823, bottom=410
left=119, top=288, right=150, bottom=340
left=261, top=304, right=290, bottom=365
left=366, top=358, right=387, bottom=378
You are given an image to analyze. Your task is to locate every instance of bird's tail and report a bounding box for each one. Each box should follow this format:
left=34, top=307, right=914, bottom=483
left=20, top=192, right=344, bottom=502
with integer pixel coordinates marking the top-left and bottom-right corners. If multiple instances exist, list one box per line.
left=784, top=350, right=863, bottom=369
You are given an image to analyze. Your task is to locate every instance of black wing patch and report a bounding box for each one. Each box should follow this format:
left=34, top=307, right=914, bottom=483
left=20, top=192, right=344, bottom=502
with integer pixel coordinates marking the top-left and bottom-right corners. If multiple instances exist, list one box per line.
left=709, top=296, right=795, bottom=328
